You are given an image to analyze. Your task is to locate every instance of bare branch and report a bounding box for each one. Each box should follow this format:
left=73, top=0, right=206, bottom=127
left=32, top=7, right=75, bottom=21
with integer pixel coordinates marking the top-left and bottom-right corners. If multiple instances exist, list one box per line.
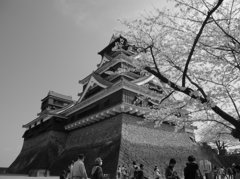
left=162, top=53, right=208, bottom=99
left=182, top=0, right=224, bottom=87
left=175, top=0, right=207, bottom=16
left=149, top=45, right=161, bottom=75
left=213, top=17, right=240, bottom=46
left=159, top=91, right=174, bottom=104
left=228, top=0, right=235, bottom=29
left=225, top=87, right=240, bottom=119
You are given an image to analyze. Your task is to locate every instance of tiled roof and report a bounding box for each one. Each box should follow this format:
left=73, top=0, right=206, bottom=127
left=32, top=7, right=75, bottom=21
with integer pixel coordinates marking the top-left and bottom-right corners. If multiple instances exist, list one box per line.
left=109, top=34, right=119, bottom=44
left=95, top=53, right=134, bottom=74
left=132, top=75, right=155, bottom=85
left=79, top=53, right=134, bottom=85
left=47, top=91, right=72, bottom=101
left=64, top=79, right=165, bottom=116
left=22, top=102, right=74, bottom=128
left=98, top=35, right=127, bottom=56
left=78, top=73, right=113, bottom=102
left=91, top=73, right=113, bottom=87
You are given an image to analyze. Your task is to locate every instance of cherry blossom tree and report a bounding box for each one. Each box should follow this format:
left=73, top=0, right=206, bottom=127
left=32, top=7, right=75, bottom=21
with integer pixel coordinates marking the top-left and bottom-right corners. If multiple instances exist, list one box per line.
left=197, top=122, right=239, bottom=154
left=120, top=0, right=240, bottom=139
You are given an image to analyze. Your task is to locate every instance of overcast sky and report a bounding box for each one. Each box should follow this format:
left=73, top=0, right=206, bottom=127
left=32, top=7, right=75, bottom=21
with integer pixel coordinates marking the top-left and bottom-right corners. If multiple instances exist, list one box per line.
left=0, top=0, right=171, bottom=167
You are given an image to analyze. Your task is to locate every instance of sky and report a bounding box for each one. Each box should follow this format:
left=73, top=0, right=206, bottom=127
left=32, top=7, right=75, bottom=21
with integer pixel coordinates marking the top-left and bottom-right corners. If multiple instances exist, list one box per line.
left=0, top=0, right=172, bottom=167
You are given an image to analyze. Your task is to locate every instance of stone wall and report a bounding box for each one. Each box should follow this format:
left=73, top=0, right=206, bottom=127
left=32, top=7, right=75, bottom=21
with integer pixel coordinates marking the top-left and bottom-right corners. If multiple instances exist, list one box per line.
left=50, top=114, right=123, bottom=178
left=65, top=115, right=122, bottom=149
left=8, top=131, right=67, bottom=174
left=9, top=112, right=222, bottom=178
left=8, top=114, right=123, bottom=177
left=118, top=113, right=219, bottom=179
left=22, top=131, right=67, bottom=153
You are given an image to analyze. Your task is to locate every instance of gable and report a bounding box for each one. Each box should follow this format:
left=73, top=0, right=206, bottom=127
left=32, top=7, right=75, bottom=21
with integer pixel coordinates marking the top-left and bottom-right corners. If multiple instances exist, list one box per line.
left=78, top=73, right=112, bottom=103
left=97, top=56, right=110, bottom=68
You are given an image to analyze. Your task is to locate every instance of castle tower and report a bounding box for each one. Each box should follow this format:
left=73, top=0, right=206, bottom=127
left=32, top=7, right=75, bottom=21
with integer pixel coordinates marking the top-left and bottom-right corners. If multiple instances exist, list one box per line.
left=40, top=91, right=73, bottom=112
left=8, top=35, right=219, bottom=178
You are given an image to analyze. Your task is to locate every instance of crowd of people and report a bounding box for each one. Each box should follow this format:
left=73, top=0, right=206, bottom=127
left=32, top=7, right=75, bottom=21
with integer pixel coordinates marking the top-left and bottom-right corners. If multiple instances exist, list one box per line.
left=212, top=164, right=240, bottom=179
left=117, top=155, right=240, bottom=179
left=116, top=155, right=200, bottom=179
left=117, top=162, right=146, bottom=179
left=60, top=154, right=240, bottom=179
left=60, top=154, right=104, bottom=179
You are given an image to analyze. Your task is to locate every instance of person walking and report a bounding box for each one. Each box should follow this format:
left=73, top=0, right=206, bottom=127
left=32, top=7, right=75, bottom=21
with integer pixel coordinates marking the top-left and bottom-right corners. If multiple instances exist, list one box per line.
left=91, top=157, right=104, bottom=179
left=121, top=165, right=128, bottom=179
left=134, top=163, right=140, bottom=179
left=129, top=161, right=137, bottom=179
left=136, top=164, right=145, bottom=179
left=213, top=166, right=218, bottom=179
left=227, top=167, right=234, bottom=179
left=218, top=166, right=225, bottom=179
left=184, top=155, right=202, bottom=179
left=117, top=165, right=122, bottom=179
left=165, top=158, right=180, bottom=179
left=72, top=154, right=88, bottom=179
left=154, top=166, right=161, bottom=179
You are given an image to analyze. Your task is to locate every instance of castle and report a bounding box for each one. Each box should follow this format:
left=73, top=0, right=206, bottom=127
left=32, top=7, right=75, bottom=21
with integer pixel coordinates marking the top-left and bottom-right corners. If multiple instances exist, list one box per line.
left=8, top=35, right=217, bottom=178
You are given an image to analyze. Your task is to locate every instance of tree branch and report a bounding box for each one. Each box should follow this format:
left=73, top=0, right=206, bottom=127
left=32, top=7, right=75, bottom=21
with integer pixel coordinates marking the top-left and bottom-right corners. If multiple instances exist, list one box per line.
left=161, top=53, right=207, bottom=99
left=159, top=91, right=174, bottom=104
left=212, top=17, right=240, bottom=46
left=225, top=87, right=240, bottom=119
left=145, top=66, right=240, bottom=129
left=182, top=0, right=224, bottom=87
left=149, top=45, right=161, bottom=75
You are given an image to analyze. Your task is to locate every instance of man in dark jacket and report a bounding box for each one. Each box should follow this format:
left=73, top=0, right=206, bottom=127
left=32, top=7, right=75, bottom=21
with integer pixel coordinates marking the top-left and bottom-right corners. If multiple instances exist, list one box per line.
left=165, top=158, right=180, bottom=179
left=91, top=157, right=104, bottom=179
left=136, top=164, right=145, bottom=179
left=184, top=155, right=201, bottom=179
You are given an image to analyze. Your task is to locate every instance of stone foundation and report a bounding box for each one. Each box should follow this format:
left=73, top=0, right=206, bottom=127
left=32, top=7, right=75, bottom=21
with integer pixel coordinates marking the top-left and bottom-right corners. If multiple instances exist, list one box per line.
left=8, top=131, right=67, bottom=174
left=8, top=115, right=122, bottom=178
left=118, top=113, right=220, bottom=179
left=8, top=113, right=221, bottom=179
